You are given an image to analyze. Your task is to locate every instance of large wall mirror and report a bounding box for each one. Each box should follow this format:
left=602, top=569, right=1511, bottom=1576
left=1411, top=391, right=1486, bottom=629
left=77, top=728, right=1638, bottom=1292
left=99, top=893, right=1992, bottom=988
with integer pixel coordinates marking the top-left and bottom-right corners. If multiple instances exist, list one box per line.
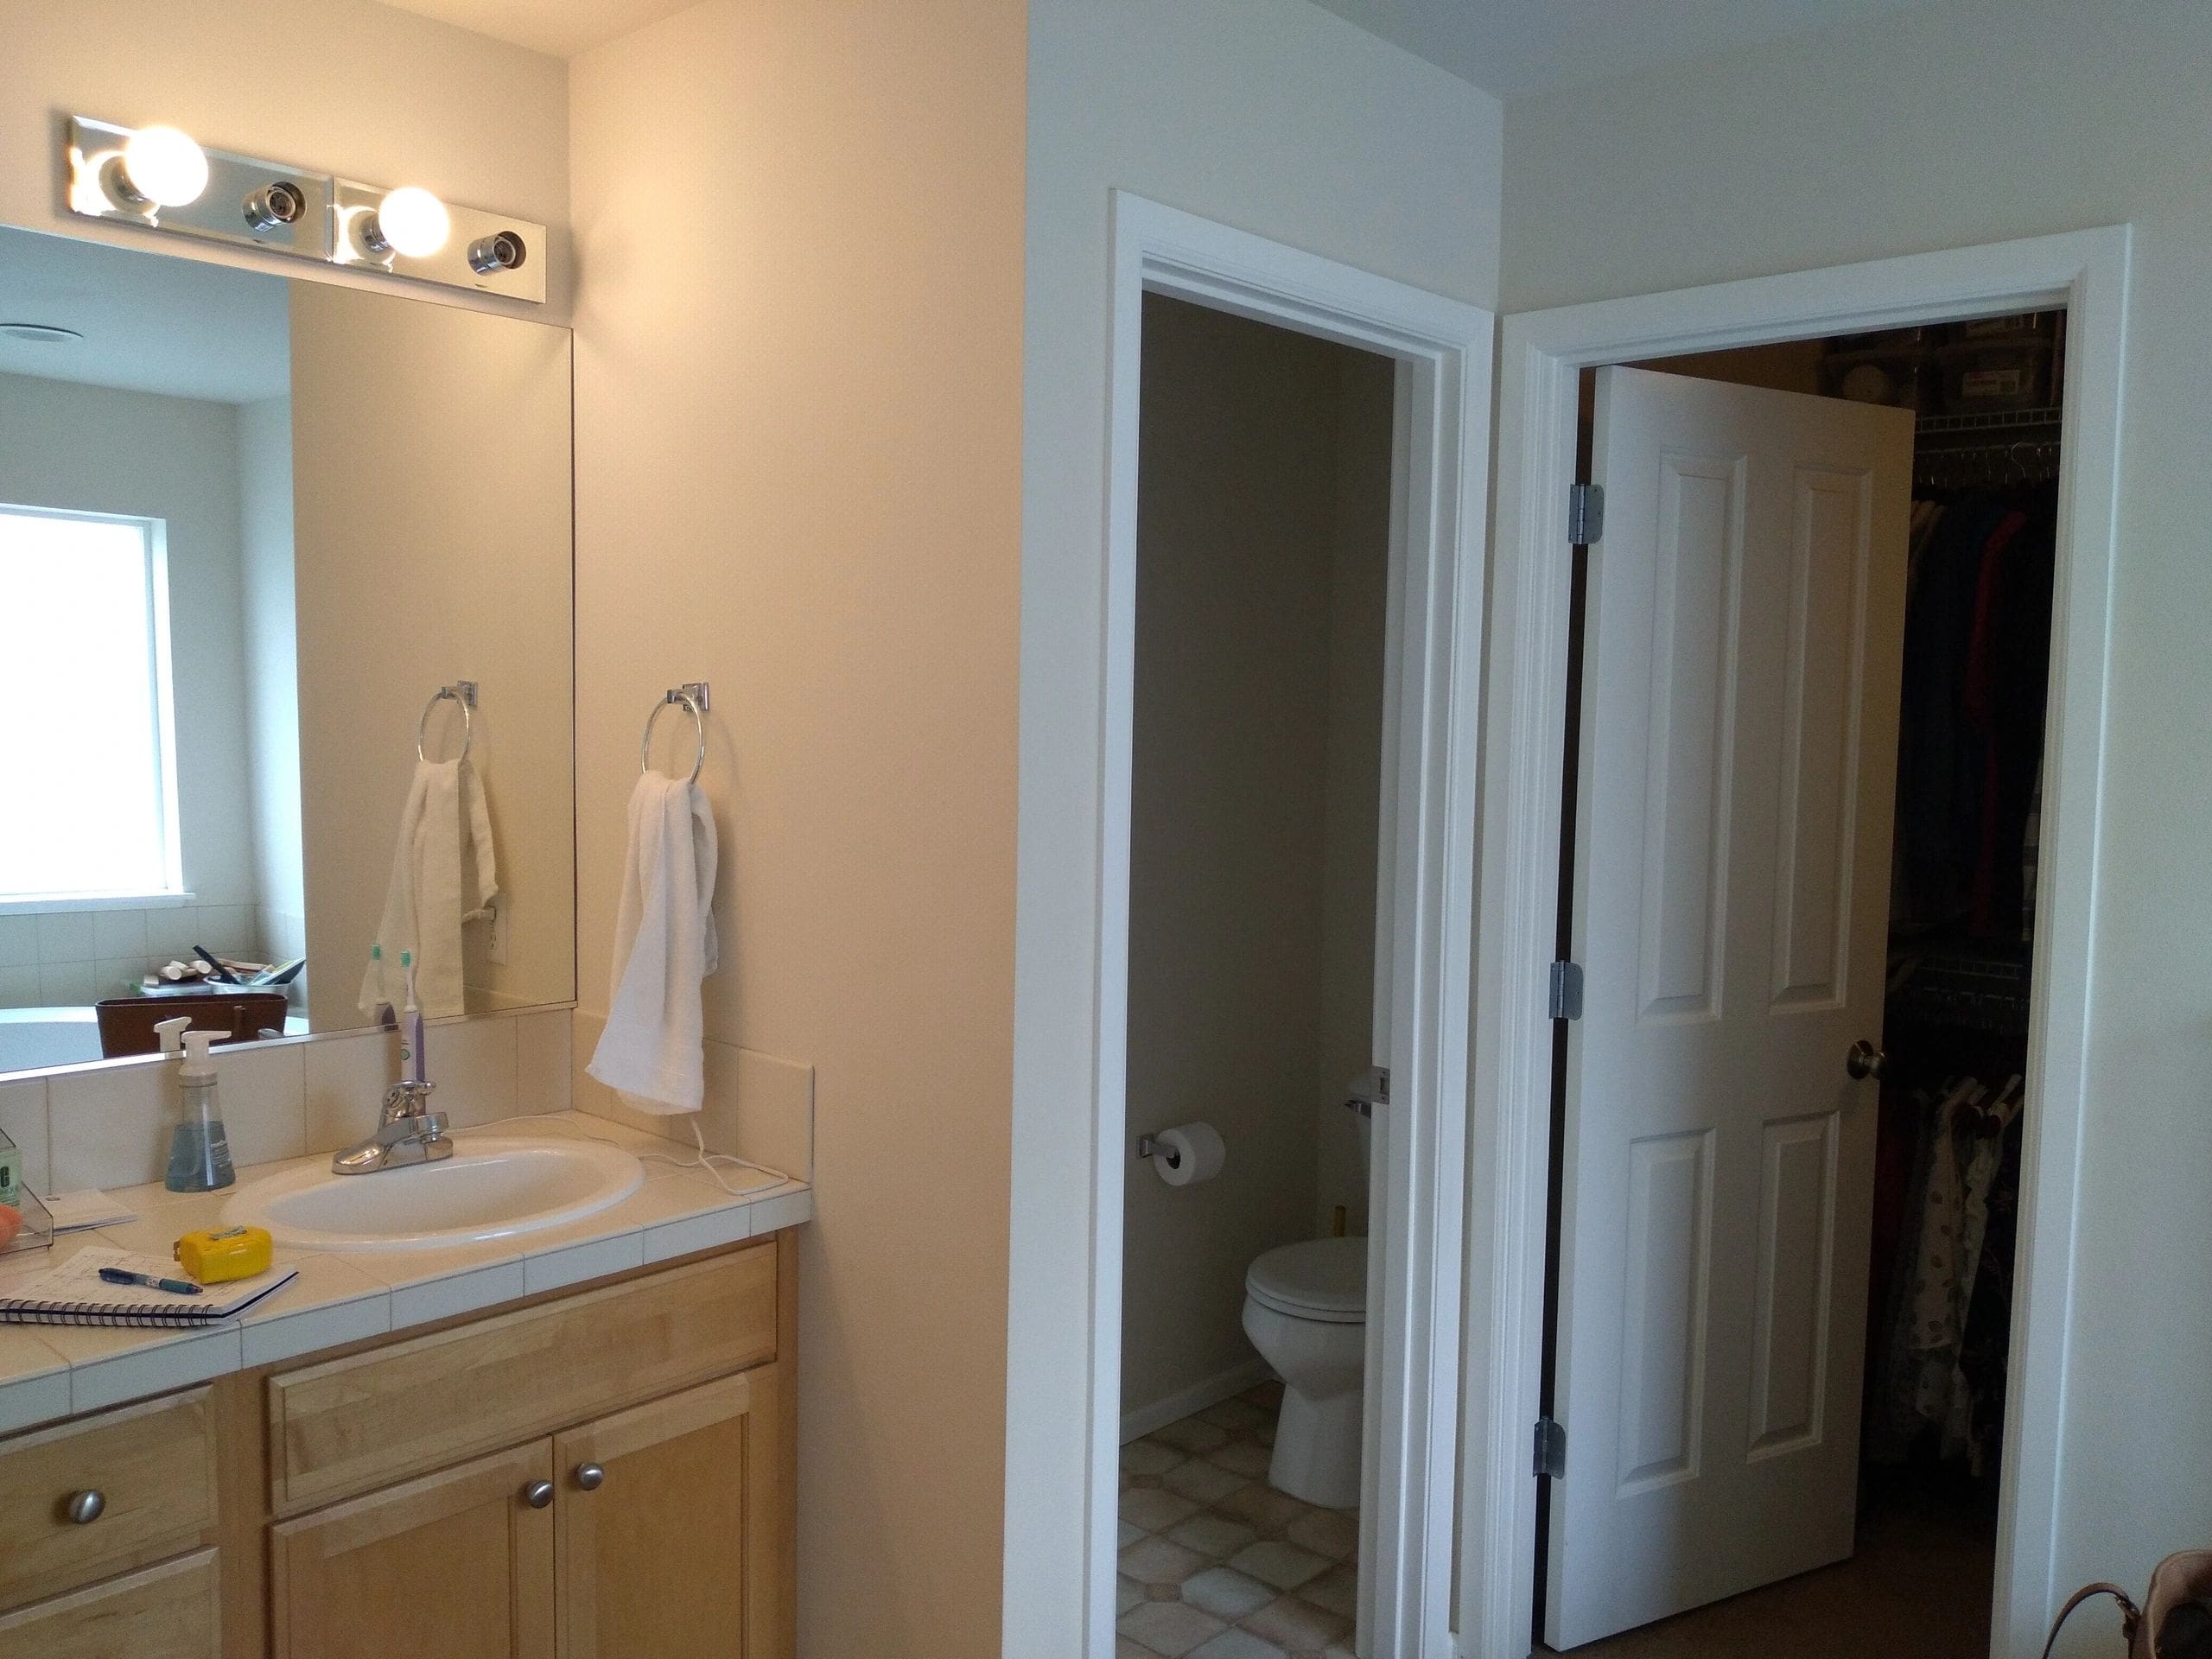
left=0, top=225, right=575, bottom=1077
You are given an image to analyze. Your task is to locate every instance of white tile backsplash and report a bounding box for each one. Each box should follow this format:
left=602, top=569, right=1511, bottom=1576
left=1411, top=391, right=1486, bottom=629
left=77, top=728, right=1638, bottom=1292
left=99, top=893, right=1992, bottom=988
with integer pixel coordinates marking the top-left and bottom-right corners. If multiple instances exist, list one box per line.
left=515, top=1010, right=572, bottom=1116
left=29, top=1008, right=566, bottom=1198
left=0, top=1077, right=50, bottom=1194
left=92, top=909, right=149, bottom=960
left=0, top=916, right=36, bottom=969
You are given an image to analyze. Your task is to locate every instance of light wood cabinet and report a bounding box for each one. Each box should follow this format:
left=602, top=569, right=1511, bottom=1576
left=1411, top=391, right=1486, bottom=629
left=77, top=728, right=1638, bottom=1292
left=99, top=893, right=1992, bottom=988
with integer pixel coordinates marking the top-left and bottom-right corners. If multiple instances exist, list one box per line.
left=0, top=1387, right=219, bottom=1610
left=270, top=1441, right=556, bottom=1659
left=553, top=1371, right=778, bottom=1658
left=0, top=1548, right=223, bottom=1659
left=0, top=1232, right=797, bottom=1659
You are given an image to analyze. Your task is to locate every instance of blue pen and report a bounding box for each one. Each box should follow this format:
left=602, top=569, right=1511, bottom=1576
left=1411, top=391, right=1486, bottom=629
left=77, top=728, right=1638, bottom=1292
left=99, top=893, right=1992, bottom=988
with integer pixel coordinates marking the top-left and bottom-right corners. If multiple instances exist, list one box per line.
left=99, top=1266, right=202, bottom=1296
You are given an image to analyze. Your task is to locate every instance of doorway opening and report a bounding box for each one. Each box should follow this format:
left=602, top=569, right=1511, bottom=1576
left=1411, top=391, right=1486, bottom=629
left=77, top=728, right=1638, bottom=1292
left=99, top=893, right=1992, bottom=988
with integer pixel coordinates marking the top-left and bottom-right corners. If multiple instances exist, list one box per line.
left=1532, top=308, right=2065, bottom=1658
left=1114, top=294, right=1395, bottom=1659
left=1088, top=193, right=1494, bottom=1659
left=1462, top=226, right=2127, bottom=1659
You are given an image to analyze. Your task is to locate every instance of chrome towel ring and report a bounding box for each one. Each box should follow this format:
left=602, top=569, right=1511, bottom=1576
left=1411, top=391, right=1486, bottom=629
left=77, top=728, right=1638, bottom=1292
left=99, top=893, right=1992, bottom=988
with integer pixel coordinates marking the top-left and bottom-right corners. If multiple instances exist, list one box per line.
left=416, top=681, right=477, bottom=763
left=642, top=682, right=710, bottom=784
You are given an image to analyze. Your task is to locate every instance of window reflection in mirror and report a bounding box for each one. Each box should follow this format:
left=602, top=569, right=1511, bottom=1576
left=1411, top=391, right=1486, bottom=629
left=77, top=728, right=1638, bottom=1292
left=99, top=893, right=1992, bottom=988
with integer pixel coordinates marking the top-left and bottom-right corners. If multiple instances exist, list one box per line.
left=0, top=225, right=574, bottom=1077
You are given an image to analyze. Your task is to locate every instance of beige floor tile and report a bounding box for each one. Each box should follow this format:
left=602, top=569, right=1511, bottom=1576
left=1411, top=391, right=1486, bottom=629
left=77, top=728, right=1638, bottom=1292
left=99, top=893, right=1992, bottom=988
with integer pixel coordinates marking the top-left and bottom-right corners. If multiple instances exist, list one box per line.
left=1165, top=1458, right=1247, bottom=1504
left=1153, top=1415, right=1231, bottom=1456
left=1242, top=1593, right=1349, bottom=1649
left=1300, top=1563, right=1357, bottom=1618
left=1166, top=1511, right=1257, bottom=1560
left=1123, top=1485, right=1201, bottom=1533
left=1285, top=1508, right=1357, bottom=1560
left=1228, top=1540, right=1328, bottom=1593
left=1124, top=1437, right=1185, bottom=1476
left=1207, top=1438, right=1274, bottom=1478
left=1118, top=1599, right=1228, bottom=1657
left=1181, top=1565, right=1273, bottom=1621
left=1216, top=1482, right=1312, bottom=1539
left=1188, top=1630, right=1287, bottom=1659
left=1122, top=1535, right=1209, bottom=1587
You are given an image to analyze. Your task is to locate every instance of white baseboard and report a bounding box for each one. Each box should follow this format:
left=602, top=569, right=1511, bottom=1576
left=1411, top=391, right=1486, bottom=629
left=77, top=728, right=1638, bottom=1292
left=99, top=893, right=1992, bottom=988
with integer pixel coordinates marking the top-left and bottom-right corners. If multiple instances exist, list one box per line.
left=1121, top=1357, right=1275, bottom=1445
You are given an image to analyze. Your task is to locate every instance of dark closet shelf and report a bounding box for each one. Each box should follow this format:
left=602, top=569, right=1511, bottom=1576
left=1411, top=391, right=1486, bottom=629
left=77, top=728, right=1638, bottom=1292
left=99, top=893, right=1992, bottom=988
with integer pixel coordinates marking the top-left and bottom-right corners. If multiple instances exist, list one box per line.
left=1915, top=405, right=2062, bottom=438
left=1886, top=937, right=2033, bottom=1035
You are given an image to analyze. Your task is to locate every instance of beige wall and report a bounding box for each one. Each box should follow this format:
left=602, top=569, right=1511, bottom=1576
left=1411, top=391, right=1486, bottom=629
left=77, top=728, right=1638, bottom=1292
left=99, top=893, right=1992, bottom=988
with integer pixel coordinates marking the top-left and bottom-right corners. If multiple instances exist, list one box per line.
left=0, top=0, right=569, bottom=319
left=0, top=371, right=261, bottom=1001
left=289, top=283, right=575, bottom=1027
left=1007, top=0, right=1503, bottom=1635
left=1121, top=297, right=1391, bottom=1427
left=569, top=3, right=1027, bottom=1653
left=1502, top=0, right=2212, bottom=1637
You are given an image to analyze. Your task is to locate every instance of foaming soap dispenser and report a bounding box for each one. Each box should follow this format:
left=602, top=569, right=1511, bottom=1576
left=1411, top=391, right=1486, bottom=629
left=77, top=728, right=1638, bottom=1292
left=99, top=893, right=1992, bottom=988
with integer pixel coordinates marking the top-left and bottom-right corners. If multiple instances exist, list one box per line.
left=164, top=1029, right=237, bottom=1192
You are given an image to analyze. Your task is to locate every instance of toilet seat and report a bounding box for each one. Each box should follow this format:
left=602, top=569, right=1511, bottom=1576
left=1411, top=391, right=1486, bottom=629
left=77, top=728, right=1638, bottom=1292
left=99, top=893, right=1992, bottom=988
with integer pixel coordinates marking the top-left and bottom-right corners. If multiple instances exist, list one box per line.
left=1245, top=1236, right=1366, bottom=1324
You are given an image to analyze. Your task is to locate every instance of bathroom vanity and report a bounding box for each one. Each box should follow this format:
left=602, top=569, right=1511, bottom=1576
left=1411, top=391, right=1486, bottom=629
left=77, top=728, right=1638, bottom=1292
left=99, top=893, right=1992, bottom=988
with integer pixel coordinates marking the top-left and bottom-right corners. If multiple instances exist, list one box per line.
left=0, top=1233, right=796, bottom=1657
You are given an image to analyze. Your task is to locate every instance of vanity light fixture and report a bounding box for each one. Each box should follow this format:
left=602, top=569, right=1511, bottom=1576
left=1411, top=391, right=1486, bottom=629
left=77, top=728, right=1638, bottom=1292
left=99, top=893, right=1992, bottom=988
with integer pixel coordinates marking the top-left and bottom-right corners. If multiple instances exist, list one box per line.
left=64, top=117, right=544, bottom=304
left=118, top=124, right=208, bottom=207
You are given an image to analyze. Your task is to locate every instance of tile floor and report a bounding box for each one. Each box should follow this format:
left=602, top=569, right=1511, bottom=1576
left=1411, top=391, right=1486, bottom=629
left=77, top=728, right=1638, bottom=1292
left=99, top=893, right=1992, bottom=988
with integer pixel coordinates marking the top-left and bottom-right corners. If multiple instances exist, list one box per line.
left=1118, top=1382, right=1358, bottom=1659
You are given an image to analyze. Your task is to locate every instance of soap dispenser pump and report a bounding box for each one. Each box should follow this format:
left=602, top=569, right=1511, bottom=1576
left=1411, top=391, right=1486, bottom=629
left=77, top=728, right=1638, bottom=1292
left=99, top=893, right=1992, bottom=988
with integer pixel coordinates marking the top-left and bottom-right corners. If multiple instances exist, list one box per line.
left=164, top=1029, right=237, bottom=1193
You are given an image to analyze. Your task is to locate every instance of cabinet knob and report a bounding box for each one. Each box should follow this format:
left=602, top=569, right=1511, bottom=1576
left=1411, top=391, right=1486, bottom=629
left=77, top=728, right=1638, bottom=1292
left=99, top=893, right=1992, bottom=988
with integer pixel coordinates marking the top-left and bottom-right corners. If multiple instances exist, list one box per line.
left=65, top=1490, right=105, bottom=1525
left=522, top=1480, right=555, bottom=1510
left=575, top=1463, right=606, bottom=1492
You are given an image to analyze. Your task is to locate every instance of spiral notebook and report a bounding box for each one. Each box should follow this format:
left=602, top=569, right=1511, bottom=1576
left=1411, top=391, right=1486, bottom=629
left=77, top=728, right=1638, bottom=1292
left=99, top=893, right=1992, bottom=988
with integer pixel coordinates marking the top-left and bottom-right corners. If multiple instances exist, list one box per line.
left=0, top=1246, right=297, bottom=1328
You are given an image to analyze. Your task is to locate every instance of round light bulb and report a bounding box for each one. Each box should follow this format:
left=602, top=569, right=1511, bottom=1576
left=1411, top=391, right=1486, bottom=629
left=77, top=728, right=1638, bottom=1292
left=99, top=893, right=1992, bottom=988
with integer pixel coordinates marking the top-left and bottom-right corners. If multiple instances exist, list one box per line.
left=376, top=186, right=450, bottom=257
left=120, top=125, right=209, bottom=207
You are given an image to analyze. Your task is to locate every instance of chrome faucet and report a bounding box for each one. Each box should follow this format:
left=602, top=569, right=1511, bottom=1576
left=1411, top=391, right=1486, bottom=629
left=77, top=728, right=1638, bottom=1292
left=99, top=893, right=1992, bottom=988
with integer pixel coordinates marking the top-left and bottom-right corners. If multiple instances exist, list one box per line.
left=331, top=1079, right=454, bottom=1175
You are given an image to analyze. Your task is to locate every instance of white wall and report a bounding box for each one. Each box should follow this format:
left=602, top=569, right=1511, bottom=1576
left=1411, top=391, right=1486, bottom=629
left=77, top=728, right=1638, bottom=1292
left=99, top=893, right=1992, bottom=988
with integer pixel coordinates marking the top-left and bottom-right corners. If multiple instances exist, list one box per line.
left=1500, top=0, right=2212, bottom=1640
left=1007, top=0, right=1503, bottom=1640
left=238, top=394, right=303, bottom=988
left=0, top=0, right=570, bottom=320
left=1120, top=297, right=1391, bottom=1430
left=0, top=370, right=262, bottom=1001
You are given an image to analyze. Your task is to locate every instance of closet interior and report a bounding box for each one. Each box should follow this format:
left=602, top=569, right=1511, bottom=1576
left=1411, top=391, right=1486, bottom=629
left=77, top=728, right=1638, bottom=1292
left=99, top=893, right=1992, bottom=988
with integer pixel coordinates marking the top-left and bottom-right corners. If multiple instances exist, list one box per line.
left=1856, top=308, right=2060, bottom=1548
left=1545, top=308, right=2064, bottom=1656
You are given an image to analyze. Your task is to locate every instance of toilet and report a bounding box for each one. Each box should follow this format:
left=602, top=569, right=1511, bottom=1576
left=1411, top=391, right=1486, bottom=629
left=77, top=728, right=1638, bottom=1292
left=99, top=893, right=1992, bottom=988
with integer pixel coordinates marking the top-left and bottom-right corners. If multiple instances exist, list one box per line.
left=1242, top=1234, right=1367, bottom=1509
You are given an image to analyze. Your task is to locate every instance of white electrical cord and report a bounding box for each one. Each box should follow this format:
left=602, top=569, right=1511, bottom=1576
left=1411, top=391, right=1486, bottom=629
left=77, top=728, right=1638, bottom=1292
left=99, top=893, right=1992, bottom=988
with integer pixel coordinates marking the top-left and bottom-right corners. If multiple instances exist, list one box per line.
left=498, top=1111, right=776, bottom=1198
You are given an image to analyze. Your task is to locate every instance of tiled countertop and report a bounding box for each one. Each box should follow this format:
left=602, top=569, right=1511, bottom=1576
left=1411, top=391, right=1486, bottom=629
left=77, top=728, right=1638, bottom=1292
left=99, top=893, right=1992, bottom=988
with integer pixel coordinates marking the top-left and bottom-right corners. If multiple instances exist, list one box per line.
left=0, top=1113, right=810, bottom=1435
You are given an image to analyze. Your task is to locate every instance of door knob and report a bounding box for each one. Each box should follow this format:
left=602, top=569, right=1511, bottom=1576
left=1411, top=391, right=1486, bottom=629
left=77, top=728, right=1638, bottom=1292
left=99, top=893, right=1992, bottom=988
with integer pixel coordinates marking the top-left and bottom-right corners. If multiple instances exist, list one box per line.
left=522, top=1480, right=555, bottom=1510
left=575, top=1463, right=605, bottom=1491
left=1846, top=1039, right=1888, bottom=1082
left=64, top=1490, right=105, bottom=1525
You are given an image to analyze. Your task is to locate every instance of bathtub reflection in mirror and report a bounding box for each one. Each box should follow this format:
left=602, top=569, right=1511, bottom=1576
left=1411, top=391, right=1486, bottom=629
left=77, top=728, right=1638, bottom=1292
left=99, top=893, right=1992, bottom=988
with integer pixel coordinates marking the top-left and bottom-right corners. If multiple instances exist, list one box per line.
left=0, top=225, right=574, bottom=1076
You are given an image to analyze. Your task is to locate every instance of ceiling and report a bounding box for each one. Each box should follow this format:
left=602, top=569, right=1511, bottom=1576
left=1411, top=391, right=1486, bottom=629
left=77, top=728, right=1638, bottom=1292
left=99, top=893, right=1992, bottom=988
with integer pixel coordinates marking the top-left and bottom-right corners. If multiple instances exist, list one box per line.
left=378, top=0, right=696, bottom=58
left=0, top=226, right=289, bottom=404
left=1305, top=0, right=1937, bottom=99
left=380, top=0, right=1936, bottom=92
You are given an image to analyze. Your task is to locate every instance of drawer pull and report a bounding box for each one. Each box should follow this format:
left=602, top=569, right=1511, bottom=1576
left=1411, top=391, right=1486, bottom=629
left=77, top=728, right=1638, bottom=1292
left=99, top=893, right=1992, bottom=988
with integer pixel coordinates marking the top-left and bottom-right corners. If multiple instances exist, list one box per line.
left=65, top=1489, right=106, bottom=1525
left=522, top=1480, right=555, bottom=1510
left=575, top=1463, right=606, bottom=1491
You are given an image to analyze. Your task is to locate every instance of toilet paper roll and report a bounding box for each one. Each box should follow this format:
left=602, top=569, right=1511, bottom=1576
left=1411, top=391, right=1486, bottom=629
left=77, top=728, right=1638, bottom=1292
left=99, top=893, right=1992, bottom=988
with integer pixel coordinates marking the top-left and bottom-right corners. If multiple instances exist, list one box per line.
left=1149, top=1122, right=1226, bottom=1187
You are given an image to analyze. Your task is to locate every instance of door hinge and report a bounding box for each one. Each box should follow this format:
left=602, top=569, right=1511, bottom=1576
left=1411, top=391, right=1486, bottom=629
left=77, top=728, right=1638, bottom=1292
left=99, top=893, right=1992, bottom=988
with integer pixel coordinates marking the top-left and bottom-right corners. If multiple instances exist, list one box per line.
left=1548, top=960, right=1584, bottom=1021
left=1534, top=1416, right=1567, bottom=1479
left=1568, top=482, right=1605, bottom=545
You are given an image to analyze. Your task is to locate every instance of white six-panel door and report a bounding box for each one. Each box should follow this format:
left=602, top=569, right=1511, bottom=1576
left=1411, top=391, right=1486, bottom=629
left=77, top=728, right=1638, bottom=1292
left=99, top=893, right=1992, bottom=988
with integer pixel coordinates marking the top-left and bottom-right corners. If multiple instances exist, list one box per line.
left=1544, top=367, right=1913, bottom=1649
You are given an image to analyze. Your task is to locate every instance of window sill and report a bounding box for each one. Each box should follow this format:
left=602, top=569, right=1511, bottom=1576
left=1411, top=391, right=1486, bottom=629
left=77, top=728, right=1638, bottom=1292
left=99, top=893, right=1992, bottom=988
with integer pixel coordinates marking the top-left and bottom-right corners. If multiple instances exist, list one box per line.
left=0, top=891, right=198, bottom=918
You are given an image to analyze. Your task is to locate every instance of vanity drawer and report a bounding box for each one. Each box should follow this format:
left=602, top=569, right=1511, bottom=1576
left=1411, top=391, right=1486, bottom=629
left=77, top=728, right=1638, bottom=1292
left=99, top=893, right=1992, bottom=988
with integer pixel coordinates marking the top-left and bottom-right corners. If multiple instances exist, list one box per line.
left=0, top=1548, right=223, bottom=1658
left=0, top=1389, right=220, bottom=1611
left=267, top=1244, right=778, bottom=1516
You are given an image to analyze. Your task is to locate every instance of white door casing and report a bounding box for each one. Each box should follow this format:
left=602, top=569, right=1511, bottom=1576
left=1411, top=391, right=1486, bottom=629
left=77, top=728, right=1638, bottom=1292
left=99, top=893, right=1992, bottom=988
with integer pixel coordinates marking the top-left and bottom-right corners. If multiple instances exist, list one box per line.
left=1545, top=368, right=1912, bottom=1647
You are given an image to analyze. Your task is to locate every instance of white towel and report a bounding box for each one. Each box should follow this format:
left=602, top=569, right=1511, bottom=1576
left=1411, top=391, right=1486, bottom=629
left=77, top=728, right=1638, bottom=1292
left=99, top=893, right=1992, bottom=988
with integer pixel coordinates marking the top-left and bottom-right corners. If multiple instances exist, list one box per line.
left=359, top=757, right=499, bottom=1020
left=588, top=773, right=720, bottom=1113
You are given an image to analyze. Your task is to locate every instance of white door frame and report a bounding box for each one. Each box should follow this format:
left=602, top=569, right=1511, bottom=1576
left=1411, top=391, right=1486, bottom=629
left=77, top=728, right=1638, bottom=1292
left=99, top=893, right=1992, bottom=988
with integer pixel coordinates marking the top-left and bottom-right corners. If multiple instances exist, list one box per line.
left=1459, top=226, right=2131, bottom=1659
left=1089, top=191, right=1493, bottom=1659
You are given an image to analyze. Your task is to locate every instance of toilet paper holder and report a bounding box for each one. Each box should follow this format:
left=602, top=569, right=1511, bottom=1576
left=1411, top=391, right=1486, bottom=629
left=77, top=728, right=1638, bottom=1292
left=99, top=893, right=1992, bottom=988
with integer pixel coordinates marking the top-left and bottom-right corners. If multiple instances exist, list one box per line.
left=1135, top=1134, right=1183, bottom=1170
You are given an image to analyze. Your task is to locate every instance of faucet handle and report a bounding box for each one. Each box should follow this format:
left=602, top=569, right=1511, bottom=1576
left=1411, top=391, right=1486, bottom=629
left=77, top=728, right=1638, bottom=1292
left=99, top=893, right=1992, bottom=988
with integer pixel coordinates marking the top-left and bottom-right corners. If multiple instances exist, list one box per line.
left=380, top=1078, right=437, bottom=1122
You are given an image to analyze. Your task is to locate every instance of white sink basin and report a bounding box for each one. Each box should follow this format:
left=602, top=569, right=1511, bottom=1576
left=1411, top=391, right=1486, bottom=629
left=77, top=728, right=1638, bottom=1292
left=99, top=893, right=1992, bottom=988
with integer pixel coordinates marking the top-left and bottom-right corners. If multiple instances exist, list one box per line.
left=223, top=1135, right=645, bottom=1253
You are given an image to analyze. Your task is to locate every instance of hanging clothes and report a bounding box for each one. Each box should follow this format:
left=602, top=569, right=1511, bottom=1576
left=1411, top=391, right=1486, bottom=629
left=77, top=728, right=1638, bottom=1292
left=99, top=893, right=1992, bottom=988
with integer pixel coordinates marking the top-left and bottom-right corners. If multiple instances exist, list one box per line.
left=1892, top=485, right=2057, bottom=940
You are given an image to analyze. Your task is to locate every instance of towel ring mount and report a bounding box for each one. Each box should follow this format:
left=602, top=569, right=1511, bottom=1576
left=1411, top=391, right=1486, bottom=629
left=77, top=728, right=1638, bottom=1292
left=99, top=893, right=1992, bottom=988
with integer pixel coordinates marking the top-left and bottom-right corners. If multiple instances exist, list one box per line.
left=416, top=681, right=477, bottom=763
left=642, top=682, right=710, bottom=784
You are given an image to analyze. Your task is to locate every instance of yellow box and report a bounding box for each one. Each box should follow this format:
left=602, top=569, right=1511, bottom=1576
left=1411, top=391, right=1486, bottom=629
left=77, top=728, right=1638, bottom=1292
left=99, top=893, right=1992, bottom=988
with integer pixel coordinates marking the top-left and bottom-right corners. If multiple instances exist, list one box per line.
left=174, top=1224, right=273, bottom=1284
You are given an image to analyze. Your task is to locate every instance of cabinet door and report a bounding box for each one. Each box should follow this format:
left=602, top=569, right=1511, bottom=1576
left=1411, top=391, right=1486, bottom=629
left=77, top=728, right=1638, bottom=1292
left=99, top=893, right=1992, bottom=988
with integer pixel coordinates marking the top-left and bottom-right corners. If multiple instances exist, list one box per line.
left=554, top=1368, right=787, bottom=1658
left=0, top=1547, right=221, bottom=1659
left=270, top=1440, right=554, bottom=1659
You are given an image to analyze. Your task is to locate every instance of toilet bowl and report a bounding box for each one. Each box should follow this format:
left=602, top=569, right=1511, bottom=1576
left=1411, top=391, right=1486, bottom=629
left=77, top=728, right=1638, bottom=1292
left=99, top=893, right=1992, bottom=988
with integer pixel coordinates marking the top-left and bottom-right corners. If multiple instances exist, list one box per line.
left=1242, top=1235, right=1366, bottom=1510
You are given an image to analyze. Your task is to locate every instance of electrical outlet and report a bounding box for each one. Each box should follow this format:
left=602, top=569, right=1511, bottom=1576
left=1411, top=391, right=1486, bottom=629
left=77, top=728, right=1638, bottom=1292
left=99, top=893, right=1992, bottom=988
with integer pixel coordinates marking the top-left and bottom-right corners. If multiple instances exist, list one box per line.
left=484, top=893, right=509, bottom=965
